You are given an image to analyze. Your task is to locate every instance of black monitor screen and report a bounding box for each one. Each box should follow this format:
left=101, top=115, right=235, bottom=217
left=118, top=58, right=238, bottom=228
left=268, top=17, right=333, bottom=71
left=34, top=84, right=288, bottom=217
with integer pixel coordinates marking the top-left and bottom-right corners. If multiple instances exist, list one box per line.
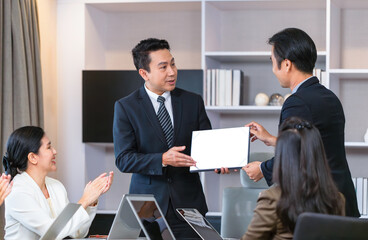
left=82, top=70, right=203, bottom=142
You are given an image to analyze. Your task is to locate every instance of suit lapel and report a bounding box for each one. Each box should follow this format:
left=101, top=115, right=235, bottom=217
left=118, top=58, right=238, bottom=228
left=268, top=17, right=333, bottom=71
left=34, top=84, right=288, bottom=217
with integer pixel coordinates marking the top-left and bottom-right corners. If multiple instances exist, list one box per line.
left=138, top=86, right=167, bottom=146
left=171, top=89, right=182, bottom=145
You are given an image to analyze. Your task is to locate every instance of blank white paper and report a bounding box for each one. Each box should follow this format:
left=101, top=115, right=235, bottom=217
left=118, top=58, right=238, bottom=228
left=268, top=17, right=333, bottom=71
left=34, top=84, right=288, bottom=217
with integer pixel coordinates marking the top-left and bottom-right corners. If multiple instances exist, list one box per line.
left=190, top=127, right=250, bottom=172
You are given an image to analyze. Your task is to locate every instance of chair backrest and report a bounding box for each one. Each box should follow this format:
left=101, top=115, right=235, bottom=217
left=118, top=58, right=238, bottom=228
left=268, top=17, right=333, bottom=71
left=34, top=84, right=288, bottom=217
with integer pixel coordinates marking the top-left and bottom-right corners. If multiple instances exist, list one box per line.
left=221, top=187, right=265, bottom=239
left=221, top=152, right=273, bottom=239
left=294, top=212, right=368, bottom=240
left=240, top=152, right=273, bottom=188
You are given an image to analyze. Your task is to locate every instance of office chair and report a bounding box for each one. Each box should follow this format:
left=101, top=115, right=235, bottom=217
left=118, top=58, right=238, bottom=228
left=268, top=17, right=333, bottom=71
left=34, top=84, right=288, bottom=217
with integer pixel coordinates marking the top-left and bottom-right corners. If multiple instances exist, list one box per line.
left=294, top=212, right=368, bottom=240
left=220, top=152, right=273, bottom=239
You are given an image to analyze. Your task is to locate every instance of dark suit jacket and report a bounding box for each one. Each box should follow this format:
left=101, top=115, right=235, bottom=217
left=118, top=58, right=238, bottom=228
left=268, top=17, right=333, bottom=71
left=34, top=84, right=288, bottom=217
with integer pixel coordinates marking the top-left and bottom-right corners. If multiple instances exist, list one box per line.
left=113, top=86, right=211, bottom=216
left=260, top=77, right=360, bottom=217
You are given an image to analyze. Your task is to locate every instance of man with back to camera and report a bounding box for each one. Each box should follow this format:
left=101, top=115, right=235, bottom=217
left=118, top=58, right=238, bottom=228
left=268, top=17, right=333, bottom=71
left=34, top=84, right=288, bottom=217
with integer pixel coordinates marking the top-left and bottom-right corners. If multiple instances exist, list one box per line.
left=243, top=28, right=360, bottom=217
left=113, top=38, right=211, bottom=238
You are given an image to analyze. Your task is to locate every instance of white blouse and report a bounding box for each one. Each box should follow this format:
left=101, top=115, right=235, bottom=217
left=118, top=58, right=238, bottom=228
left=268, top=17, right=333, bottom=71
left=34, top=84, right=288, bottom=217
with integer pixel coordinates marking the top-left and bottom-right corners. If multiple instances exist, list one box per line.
left=4, top=172, right=97, bottom=240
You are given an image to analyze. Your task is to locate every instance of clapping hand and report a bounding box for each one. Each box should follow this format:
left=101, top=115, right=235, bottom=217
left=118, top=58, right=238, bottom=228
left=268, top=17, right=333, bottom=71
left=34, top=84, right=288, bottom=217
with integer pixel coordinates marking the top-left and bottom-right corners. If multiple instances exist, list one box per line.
left=0, top=173, right=12, bottom=205
left=78, top=171, right=114, bottom=209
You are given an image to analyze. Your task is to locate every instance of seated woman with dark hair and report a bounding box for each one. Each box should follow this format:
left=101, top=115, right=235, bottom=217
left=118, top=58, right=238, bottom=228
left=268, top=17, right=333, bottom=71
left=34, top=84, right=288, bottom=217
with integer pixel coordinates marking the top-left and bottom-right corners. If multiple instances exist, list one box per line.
left=3, top=126, right=114, bottom=239
left=242, top=117, right=345, bottom=240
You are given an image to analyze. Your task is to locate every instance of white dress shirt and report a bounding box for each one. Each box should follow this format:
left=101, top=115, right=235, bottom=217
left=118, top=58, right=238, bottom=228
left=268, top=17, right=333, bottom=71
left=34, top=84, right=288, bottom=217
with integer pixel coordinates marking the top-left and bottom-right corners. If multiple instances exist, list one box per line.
left=4, top=172, right=97, bottom=240
left=144, top=84, right=174, bottom=126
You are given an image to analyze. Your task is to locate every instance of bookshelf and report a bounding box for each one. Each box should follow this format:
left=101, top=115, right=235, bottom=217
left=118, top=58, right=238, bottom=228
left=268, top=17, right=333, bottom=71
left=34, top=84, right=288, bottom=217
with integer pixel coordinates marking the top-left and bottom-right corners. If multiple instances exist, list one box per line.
left=57, top=0, right=368, bottom=215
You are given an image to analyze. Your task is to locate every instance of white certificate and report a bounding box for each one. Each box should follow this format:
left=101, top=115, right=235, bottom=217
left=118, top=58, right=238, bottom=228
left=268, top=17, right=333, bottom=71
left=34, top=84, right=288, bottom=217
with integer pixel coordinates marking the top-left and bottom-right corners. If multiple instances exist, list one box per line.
left=190, top=127, right=250, bottom=172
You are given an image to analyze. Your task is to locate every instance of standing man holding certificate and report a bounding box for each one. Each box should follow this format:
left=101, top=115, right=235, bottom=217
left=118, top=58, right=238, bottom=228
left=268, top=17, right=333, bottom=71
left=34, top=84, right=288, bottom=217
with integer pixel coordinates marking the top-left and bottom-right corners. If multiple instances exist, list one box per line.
left=243, top=28, right=359, bottom=217
left=113, top=38, right=211, bottom=238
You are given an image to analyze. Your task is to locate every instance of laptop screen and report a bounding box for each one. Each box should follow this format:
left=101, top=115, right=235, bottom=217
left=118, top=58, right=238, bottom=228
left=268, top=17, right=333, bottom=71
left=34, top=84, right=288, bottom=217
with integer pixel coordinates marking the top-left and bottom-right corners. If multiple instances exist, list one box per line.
left=107, top=194, right=175, bottom=240
left=176, top=208, right=223, bottom=240
left=39, top=203, right=81, bottom=240
left=128, top=198, right=174, bottom=240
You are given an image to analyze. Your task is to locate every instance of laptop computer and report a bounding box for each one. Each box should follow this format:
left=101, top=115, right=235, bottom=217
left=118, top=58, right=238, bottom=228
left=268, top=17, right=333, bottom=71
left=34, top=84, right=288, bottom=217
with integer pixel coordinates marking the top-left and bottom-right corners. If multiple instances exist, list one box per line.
left=176, top=208, right=237, bottom=240
left=40, top=203, right=81, bottom=240
left=107, top=194, right=175, bottom=240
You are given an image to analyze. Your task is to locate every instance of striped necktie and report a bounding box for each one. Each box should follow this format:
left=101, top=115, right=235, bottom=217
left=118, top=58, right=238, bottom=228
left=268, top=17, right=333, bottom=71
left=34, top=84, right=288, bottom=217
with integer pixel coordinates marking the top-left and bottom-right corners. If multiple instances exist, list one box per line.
left=157, top=96, right=174, bottom=148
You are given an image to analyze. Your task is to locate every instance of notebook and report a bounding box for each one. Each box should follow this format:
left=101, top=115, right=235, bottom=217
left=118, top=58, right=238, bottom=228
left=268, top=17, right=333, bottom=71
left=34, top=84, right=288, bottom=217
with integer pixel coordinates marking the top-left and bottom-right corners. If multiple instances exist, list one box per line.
left=40, top=203, right=81, bottom=240
left=107, top=194, right=175, bottom=240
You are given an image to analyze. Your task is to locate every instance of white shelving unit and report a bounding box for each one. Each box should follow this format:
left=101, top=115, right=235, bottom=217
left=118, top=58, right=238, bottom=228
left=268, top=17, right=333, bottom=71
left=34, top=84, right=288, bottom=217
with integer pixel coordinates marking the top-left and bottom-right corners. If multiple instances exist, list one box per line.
left=57, top=0, right=368, bottom=214
left=345, top=142, right=368, bottom=148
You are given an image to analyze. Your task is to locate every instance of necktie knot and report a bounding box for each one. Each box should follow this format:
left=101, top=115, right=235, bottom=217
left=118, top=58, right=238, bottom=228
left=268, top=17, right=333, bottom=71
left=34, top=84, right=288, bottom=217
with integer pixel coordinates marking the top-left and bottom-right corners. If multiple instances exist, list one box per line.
left=157, top=96, right=165, bottom=104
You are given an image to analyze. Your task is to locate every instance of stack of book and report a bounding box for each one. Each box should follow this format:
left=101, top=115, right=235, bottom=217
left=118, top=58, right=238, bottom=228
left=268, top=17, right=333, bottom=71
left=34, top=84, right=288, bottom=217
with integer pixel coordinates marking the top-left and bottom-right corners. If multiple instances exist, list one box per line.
left=352, top=177, right=368, bottom=216
left=205, top=69, right=242, bottom=106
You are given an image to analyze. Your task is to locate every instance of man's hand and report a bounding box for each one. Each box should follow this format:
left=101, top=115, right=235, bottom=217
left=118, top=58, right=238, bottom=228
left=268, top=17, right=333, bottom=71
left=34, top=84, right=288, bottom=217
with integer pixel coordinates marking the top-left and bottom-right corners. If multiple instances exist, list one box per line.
left=245, top=122, right=277, bottom=147
left=242, top=161, right=264, bottom=182
left=162, top=146, right=196, bottom=167
left=138, top=201, right=157, bottom=219
left=214, top=167, right=231, bottom=174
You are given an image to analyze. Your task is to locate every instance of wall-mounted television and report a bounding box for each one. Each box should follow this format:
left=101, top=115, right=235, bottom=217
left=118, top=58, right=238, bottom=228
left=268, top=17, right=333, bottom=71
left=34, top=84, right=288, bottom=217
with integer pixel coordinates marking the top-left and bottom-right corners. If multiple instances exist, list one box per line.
left=83, top=70, right=203, bottom=142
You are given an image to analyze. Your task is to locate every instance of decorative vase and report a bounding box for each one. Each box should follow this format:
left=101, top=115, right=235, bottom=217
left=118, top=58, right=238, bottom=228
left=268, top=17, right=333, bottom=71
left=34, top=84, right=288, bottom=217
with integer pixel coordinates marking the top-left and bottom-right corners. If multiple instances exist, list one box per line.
left=364, top=128, right=368, bottom=143
left=255, top=93, right=269, bottom=106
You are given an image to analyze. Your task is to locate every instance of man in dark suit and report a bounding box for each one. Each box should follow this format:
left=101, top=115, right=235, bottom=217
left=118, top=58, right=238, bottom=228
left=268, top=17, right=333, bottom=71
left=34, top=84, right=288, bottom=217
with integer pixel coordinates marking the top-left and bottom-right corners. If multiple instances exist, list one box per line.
left=113, top=38, right=211, bottom=238
left=243, top=28, right=359, bottom=217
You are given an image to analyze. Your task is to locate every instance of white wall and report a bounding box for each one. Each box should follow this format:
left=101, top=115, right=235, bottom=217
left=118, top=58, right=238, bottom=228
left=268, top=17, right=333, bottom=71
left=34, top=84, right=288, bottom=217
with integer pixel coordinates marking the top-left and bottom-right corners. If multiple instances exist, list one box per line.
left=38, top=0, right=58, bottom=178
left=57, top=1, right=86, bottom=202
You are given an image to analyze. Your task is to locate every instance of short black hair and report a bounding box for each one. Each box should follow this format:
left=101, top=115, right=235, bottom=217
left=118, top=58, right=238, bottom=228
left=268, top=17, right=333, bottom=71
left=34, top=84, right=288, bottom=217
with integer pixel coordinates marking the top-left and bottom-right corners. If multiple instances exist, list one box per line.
left=268, top=28, right=317, bottom=74
left=132, top=38, right=170, bottom=72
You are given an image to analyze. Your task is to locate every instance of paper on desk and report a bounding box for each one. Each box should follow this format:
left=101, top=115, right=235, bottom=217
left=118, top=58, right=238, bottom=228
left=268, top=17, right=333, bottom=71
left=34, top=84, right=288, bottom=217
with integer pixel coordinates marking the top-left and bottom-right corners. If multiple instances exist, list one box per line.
left=190, top=127, right=250, bottom=172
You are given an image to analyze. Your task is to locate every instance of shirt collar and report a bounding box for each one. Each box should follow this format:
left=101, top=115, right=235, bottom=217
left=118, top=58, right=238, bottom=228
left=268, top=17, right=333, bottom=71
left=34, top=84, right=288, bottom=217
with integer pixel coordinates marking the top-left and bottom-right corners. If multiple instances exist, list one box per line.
left=144, top=84, right=171, bottom=101
left=292, top=76, right=314, bottom=94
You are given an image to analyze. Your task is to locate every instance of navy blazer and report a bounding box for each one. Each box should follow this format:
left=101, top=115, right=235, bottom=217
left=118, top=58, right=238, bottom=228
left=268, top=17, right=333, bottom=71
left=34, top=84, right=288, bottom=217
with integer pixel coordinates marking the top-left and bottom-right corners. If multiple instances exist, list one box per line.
left=113, top=86, right=211, bottom=216
left=261, top=77, right=359, bottom=217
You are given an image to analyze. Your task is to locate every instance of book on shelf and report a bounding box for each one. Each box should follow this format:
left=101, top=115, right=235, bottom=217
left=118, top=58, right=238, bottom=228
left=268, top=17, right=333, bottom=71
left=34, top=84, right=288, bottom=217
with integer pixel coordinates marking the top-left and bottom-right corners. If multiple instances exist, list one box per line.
left=218, top=69, right=226, bottom=106
left=211, top=69, right=216, bottom=106
left=232, top=70, right=241, bottom=106
left=352, top=177, right=368, bottom=215
left=215, top=69, right=220, bottom=106
left=206, top=69, right=211, bottom=106
left=364, top=178, right=367, bottom=215
left=356, top=177, right=363, bottom=214
left=225, top=69, right=232, bottom=106
left=205, top=68, right=242, bottom=107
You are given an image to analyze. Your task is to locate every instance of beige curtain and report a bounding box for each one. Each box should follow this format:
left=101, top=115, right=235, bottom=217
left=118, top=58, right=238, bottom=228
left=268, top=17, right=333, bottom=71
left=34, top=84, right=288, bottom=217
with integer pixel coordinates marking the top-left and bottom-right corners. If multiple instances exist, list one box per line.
left=0, top=0, right=44, bottom=236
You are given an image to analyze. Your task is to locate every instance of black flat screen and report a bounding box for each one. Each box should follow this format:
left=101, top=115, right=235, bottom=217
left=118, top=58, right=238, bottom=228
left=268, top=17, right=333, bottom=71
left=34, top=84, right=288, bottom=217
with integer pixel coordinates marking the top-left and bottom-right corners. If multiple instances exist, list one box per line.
left=82, top=70, right=203, bottom=142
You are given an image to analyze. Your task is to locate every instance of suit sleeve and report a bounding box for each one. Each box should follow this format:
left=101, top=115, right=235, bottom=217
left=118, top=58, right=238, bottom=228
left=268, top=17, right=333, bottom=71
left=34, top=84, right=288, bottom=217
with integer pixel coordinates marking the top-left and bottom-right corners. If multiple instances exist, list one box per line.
left=260, top=158, right=274, bottom=186
left=113, top=100, right=163, bottom=175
